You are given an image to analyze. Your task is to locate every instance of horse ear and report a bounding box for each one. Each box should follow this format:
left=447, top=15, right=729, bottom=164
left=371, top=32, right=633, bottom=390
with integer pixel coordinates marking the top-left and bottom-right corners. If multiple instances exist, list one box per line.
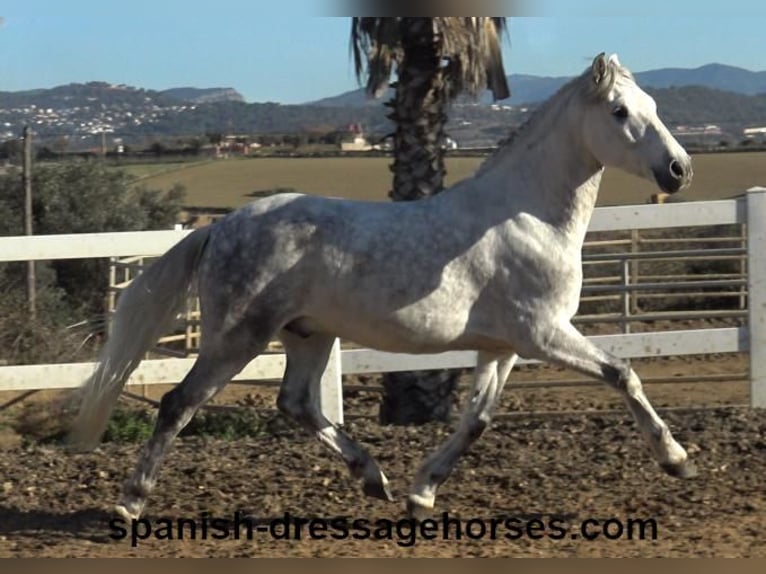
left=591, top=52, right=608, bottom=87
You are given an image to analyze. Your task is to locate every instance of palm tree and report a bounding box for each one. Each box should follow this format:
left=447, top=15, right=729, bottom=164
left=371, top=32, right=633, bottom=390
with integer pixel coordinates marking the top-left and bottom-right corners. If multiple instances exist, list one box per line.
left=351, top=17, right=510, bottom=424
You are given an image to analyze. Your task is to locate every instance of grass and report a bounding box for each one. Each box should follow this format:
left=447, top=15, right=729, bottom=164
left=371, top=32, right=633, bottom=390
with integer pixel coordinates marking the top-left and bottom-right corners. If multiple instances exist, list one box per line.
left=101, top=406, right=281, bottom=443
left=114, top=159, right=215, bottom=181
left=103, top=407, right=156, bottom=442
left=131, top=151, right=766, bottom=210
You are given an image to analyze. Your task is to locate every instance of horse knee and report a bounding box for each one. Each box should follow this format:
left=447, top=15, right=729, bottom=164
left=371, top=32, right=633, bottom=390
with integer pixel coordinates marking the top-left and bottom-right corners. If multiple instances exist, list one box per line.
left=467, top=417, right=489, bottom=442
left=600, top=361, right=633, bottom=391
left=157, top=388, right=186, bottom=423
left=155, top=389, right=199, bottom=434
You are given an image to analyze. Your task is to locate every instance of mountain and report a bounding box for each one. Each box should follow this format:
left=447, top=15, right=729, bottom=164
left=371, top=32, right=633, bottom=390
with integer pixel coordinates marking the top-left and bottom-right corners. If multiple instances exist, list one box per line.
left=647, top=85, right=766, bottom=127
left=308, top=63, right=766, bottom=107
left=308, top=88, right=389, bottom=108
left=2, top=70, right=766, bottom=149
left=636, top=63, right=766, bottom=95
left=496, top=74, right=568, bottom=106
left=0, top=81, right=178, bottom=109
left=0, top=80, right=395, bottom=145
left=159, top=87, right=245, bottom=104
left=0, top=82, right=247, bottom=143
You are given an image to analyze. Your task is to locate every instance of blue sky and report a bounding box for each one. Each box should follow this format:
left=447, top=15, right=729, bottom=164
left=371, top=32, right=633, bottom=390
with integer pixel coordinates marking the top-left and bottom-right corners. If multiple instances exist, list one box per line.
left=1, top=1, right=765, bottom=104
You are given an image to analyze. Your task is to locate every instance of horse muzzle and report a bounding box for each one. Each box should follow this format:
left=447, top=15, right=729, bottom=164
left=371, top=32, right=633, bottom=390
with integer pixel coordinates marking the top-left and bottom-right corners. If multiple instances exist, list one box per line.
left=653, top=155, right=693, bottom=194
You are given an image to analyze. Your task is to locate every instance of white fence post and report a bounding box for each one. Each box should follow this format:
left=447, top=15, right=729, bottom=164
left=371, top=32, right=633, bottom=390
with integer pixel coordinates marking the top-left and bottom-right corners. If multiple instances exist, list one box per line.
left=319, top=337, right=344, bottom=425
left=747, top=187, right=766, bottom=408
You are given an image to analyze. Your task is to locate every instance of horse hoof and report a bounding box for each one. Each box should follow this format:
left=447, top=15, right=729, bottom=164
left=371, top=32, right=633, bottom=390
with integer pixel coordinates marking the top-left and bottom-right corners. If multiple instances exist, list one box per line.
left=406, top=495, right=434, bottom=521
left=660, top=460, right=698, bottom=479
left=114, top=501, right=143, bottom=521
left=363, top=479, right=395, bottom=502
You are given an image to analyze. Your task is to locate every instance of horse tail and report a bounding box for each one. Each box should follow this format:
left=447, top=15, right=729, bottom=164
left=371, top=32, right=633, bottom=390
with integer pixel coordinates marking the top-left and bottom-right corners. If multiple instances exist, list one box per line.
left=69, top=226, right=212, bottom=450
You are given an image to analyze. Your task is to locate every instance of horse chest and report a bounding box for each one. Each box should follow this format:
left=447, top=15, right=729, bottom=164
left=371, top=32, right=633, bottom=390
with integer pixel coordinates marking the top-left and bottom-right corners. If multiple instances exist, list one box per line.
left=496, top=224, right=582, bottom=286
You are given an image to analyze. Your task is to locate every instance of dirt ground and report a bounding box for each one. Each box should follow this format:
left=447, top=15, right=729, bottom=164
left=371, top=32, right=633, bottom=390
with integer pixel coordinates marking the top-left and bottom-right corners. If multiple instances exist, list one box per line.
left=0, top=354, right=764, bottom=557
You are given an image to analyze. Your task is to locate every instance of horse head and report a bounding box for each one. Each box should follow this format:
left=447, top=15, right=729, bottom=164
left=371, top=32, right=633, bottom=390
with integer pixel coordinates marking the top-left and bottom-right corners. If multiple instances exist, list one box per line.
left=582, top=53, right=693, bottom=194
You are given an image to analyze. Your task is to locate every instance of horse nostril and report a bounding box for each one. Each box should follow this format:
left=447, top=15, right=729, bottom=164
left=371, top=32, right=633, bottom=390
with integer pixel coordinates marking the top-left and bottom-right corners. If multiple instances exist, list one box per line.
left=669, top=160, right=685, bottom=180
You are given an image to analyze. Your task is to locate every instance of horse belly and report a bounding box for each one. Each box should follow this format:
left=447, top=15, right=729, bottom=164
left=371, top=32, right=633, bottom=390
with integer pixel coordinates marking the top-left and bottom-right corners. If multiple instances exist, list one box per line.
left=302, top=279, right=576, bottom=357
left=312, top=295, right=475, bottom=354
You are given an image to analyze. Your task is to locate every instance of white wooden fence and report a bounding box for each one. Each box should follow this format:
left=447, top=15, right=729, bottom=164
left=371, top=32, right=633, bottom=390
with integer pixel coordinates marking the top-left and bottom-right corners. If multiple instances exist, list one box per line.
left=1, top=187, right=766, bottom=423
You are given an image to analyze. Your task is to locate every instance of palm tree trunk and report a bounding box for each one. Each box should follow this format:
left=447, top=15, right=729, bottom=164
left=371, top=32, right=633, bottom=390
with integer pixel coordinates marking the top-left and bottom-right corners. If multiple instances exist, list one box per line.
left=387, top=19, right=446, bottom=201
left=379, top=18, right=461, bottom=425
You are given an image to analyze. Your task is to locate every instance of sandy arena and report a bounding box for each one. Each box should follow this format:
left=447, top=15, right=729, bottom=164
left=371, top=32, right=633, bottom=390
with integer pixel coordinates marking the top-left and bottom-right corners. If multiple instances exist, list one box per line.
left=0, top=354, right=764, bottom=557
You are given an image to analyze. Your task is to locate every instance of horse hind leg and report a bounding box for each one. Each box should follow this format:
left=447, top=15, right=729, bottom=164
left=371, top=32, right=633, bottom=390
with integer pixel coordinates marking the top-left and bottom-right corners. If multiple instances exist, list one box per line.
left=276, top=329, right=393, bottom=502
left=408, top=352, right=518, bottom=517
left=115, top=330, right=270, bottom=521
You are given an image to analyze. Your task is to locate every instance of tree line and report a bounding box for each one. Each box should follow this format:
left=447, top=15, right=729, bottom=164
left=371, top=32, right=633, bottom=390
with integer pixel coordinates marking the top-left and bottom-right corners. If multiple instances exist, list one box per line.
left=0, top=163, right=185, bottom=365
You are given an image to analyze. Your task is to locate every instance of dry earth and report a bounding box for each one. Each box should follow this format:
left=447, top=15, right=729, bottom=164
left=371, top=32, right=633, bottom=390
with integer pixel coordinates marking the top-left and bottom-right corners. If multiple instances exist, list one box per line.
left=0, top=354, right=764, bottom=557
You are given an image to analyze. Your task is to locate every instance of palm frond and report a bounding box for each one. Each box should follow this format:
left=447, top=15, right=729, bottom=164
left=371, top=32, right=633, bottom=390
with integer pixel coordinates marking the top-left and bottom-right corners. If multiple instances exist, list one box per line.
left=434, top=17, right=510, bottom=101
left=351, top=17, right=510, bottom=101
left=350, top=17, right=404, bottom=98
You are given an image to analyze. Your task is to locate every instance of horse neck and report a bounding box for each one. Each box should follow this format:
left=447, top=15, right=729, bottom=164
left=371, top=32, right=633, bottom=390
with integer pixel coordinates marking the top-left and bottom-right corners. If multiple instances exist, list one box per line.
left=472, top=87, right=604, bottom=246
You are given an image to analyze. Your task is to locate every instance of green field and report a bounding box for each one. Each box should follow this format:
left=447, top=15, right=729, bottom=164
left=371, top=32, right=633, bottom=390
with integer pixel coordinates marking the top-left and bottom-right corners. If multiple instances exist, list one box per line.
left=133, top=152, right=766, bottom=209
left=118, top=160, right=213, bottom=180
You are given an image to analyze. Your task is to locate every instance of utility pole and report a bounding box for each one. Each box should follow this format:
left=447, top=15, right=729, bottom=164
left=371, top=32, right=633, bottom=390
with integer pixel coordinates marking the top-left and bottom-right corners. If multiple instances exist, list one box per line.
left=22, top=126, right=36, bottom=320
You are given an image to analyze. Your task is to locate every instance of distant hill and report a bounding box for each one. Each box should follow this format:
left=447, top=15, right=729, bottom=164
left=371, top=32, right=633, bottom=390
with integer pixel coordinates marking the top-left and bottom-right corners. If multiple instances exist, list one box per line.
left=648, top=85, right=766, bottom=127
left=637, top=63, right=766, bottom=94
left=307, top=88, right=388, bottom=108
left=0, top=80, right=395, bottom=146
left=308, top=63, right=766, bottom=106
left=2, top=66, right=766, bottom=149
left=0, top=81, right=177, bottom=109
left=159, top=87, right=245, bottom=104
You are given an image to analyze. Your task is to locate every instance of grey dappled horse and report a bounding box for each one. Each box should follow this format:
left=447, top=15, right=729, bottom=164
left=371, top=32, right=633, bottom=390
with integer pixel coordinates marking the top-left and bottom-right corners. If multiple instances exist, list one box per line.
left=71, top=54, right=695, bottom=520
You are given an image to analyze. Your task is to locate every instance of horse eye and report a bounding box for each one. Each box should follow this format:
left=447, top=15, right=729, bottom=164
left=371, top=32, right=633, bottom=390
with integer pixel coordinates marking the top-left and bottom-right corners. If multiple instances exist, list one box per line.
left=612, top=105, right=629, bottom=119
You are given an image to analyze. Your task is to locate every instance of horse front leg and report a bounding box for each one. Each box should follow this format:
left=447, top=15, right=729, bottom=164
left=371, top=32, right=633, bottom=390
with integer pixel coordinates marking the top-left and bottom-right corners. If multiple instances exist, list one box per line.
left=529, top=320, right=696, bottom=478
left=408, top=351, right=518, bottom=517
left=277, top=330, right=394, bottom=502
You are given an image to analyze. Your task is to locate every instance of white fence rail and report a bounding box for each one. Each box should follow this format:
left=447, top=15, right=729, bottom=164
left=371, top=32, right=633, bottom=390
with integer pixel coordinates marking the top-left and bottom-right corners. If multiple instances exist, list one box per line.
left=1, top=187, right=765, bottom=422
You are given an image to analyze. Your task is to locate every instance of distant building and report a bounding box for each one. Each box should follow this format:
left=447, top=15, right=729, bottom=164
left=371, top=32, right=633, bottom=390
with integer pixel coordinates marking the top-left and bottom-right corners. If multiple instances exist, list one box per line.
left=340, top=123, right=373, bottom=152
left=213, top=134, right=261, bottom=157
left=672, top=124, right=723, bottom=137
left=743, top=126, right=766, bottom=140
